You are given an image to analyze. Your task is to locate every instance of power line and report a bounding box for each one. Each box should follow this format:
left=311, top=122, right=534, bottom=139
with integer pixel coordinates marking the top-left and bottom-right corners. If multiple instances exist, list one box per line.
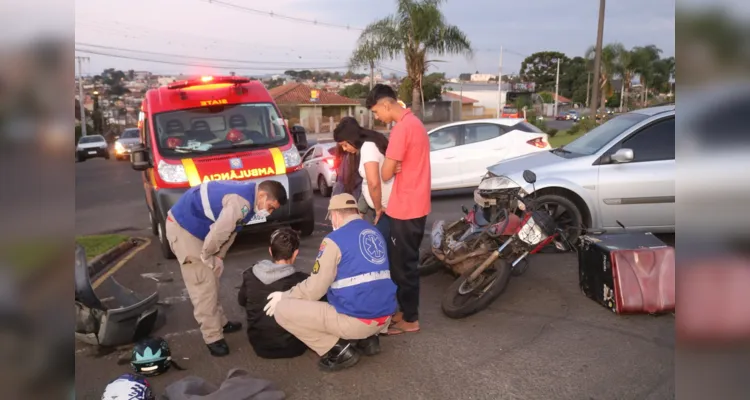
left=75, top=48, right=350, bottom=71
left=76, top=42, right=348, bottom=66
left=199, top=0, right=364, bottom=31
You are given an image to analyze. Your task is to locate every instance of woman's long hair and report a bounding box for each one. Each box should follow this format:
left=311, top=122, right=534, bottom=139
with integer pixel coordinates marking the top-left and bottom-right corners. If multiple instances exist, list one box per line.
left=333, top=117, right=389, bottom=155
left=332, top=144, right=361, bottom=195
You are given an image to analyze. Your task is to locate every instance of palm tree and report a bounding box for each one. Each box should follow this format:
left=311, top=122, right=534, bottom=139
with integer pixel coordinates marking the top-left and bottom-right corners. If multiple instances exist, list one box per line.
left=631, top=45, right=662, bottom=106
left=349, top=38, right=384, bottom=128
left=351, top=0, right=473, bottom=119
left=586, top=43, right=624, bottom=114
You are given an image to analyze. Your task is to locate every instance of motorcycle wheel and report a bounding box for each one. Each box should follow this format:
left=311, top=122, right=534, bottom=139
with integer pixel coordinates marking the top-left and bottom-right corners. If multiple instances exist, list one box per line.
left=511, top=258, right=530, bottom=277
left=418, top=251, right=443, bottom=277
left=441, top=259, right=512, bottom=319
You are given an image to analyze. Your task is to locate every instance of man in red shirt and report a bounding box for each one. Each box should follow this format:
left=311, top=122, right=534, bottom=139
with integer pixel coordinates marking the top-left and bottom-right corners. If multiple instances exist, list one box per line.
left=366, top=84, right=431, bottom=335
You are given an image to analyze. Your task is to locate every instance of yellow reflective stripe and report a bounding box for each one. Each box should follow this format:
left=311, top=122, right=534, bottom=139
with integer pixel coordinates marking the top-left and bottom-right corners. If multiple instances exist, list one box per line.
left=269, top=148, right=286, bottom=175
left=181, top=158, right=202, bottom=187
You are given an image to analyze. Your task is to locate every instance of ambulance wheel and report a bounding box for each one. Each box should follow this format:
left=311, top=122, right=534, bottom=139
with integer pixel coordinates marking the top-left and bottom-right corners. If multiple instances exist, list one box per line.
left=292, top=217, right=315, bottom=237
left=148, top=207, right=159, bottom=236
left=156, top=213, right=175, bottom=259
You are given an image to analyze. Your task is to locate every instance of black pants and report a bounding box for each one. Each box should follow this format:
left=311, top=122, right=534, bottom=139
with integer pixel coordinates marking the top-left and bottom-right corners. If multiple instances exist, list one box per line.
left=387, top=215, right=427, bottom=322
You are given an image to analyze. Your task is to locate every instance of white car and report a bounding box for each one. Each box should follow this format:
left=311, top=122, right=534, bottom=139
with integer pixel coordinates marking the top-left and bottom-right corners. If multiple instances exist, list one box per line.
left=76, top=134, right=110, bottom=162
left=301, top=142, right=338, bottom=197
left=428, top=119, right=550, bottom=190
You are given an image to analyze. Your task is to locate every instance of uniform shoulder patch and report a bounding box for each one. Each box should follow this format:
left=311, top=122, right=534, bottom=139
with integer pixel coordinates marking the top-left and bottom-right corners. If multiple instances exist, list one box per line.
left=241, top=205, right=249, bottom=217
left=316, top=240, right=327, bottom=260
left=312, top=260, right=320, bottom=274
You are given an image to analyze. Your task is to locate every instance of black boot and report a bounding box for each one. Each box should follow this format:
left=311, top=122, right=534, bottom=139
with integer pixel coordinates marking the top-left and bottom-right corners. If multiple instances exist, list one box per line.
left=356, top=335, right=381, bottom=356
left=206, top=339, right=230, bottom=357
left=222, top=321, right=243, bottom=334
left=318, top=339, right=360, bottom=372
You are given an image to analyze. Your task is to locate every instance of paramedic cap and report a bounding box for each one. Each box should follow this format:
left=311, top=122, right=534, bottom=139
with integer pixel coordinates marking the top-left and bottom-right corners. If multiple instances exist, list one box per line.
left=326, top=193, right=359, bottom=219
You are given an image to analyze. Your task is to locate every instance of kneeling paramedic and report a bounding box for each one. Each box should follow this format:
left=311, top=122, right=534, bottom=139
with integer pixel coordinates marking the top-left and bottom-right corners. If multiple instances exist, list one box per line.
left=264, top=193, right=397, bottom=371
left=166, top=179, right=287, bottom=357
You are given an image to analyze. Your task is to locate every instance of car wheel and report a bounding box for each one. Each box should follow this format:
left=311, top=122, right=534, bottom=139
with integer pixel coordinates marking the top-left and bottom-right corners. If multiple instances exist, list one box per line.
left=534, top=193, right=584, bottom=249
left=292, top=217, right=315, bottom=237
left=76, top=154, right=85, bottom=162
left=318, top=175, right=331, bottom=197
left=155, top=210, right=175, bottom=259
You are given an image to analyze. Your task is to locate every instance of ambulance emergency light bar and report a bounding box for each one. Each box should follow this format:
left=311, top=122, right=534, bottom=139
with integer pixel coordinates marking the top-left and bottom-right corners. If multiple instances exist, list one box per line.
left=167, top=76, right=251, bottom=90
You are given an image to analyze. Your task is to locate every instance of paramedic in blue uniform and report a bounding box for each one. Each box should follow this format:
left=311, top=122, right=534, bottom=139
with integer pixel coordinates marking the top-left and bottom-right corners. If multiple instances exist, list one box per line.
left=263, top=193, right=397, bottom=371
left=166, top=179, right=287, bottom=357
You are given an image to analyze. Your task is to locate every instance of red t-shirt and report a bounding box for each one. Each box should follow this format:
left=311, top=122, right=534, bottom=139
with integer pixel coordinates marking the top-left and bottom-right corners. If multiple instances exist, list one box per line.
left=385, top=110, right=431, bottom=219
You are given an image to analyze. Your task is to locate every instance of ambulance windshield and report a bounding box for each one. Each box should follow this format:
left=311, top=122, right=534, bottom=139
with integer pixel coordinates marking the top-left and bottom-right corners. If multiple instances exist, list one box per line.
left=153, top=103, right=289, bottom=156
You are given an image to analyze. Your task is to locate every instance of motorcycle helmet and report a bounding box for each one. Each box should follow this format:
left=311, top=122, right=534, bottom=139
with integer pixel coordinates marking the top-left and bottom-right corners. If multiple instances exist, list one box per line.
left=101, top=373, right=155, bottom=400
left=130, top=336, right=171, bottom=376
left=226, top=128, right=246, bottom=143
left=166, top=137, right=183, bottom=149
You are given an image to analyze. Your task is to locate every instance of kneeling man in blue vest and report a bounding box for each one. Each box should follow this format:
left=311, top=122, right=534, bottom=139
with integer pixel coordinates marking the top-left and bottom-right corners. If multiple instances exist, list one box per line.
left=166, top=179, right=288, bottom=357
left=264, top=193, right=398, bottom=372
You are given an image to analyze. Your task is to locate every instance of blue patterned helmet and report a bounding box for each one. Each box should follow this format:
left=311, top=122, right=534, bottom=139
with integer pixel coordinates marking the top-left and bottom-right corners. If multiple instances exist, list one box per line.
left=101, top=373, right=155, bottom=400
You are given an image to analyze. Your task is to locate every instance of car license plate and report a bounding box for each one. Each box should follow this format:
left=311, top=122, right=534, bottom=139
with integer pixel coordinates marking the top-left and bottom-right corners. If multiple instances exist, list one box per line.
left=87, top=151, right=96, bottom=155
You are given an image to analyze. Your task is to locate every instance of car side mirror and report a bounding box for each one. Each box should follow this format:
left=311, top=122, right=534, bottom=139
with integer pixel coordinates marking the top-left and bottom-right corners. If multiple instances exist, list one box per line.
left=522, top=170, right=537, bottom=184
left=611, top=148, right=634, bottom=164
left=130, top=146, right=151, bottom=171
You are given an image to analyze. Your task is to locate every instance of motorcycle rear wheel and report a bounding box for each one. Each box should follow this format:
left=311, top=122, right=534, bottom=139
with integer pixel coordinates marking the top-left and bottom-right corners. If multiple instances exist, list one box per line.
left=441, top=259, right=512, bottom=319
left=418, top=251, right=444, bottom=277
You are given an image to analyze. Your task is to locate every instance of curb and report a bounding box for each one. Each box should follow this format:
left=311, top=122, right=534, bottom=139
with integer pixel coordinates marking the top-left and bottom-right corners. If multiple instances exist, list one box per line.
left=88, top=238, right=138, bottom=277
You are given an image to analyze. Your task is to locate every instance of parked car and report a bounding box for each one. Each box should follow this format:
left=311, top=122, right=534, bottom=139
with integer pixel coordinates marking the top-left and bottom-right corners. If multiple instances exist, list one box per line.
left=428, top=119, right=550, bottom=190
left=113, top=128, right=141, bottom=161
left=76, top=134, right=109, bottom=162
left=301, top=142, right=337, bottom=197
left=481, top=105, right=675, bottom=243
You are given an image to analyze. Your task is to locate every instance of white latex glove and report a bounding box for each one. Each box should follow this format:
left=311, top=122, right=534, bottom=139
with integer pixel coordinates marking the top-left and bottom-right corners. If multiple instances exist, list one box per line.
left=264, top=291, right=284, bottom=317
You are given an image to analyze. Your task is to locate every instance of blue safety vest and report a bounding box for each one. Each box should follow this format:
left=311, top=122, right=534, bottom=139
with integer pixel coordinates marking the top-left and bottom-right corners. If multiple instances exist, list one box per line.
left=325, top=219, right=397, bottom=319
left=170, top=181, right=257, bottom=240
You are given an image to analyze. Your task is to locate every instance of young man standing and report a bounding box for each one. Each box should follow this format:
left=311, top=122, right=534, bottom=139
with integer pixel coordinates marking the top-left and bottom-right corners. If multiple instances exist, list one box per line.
left=366, top=84, right=431, bottom=335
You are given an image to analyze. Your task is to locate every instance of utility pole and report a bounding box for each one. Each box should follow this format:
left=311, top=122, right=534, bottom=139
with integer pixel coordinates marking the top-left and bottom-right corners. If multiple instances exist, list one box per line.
left=585, top=72, right=591, bottom=108
left=497, top=46, right=503, bottom=118
left=554, top=57, right=561, bottom=117
left=76, top=56, right=89, bottom=136
left=590, top=0, right=606, bottom=122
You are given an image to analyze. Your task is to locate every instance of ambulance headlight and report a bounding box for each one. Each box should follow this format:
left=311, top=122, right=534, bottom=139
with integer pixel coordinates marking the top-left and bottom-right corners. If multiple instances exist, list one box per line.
left=157, top=160, right=188, bottom=183
left=282, top=146, right=301, bottom=168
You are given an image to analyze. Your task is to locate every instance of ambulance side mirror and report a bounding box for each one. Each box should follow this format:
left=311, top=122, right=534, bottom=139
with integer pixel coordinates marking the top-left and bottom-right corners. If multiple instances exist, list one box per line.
left=130, top=146, right=151, bottom=171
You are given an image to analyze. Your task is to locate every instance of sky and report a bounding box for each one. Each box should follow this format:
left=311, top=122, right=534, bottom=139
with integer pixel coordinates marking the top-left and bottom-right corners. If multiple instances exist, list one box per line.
left=72, top=0, right=677, bottom=78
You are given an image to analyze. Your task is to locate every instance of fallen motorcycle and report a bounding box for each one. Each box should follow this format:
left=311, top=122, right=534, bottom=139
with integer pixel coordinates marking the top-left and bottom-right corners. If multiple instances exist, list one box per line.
left=437, top=170, right=572, bottom=319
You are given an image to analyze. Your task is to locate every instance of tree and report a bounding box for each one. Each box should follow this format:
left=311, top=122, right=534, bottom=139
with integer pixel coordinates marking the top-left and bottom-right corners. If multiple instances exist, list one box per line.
left=352, top=0, right=472, bottom=119
left=520, top=51, right=569, bottom=92
left=558, top=56, right=589, bottom=104
left=127, top=69, right=135, bottom=80
left=397, top=72, right=445, bottom=104
left=631, top=45, right=662, bottom=106
left=284, top=70, right=298, bottom=78
left=339, top=83, right=370, bottom=99
left=458, top=73, right=471, bottom=81
left=586, top=43, right=625, bottom=111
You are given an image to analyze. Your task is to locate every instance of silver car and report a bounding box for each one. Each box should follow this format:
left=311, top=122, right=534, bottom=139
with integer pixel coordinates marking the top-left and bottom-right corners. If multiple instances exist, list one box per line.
left=76, top=134, right=110, bottom=162
left=479, top=105, right=675, bottom=240
left=113, top=128, right=141, bottom=161
left=301, top=142, right=338, bottom=197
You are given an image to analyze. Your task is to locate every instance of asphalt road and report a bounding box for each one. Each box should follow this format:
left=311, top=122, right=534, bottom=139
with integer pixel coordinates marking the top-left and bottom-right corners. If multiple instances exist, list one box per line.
left=75, top=158, right=674, bottom=400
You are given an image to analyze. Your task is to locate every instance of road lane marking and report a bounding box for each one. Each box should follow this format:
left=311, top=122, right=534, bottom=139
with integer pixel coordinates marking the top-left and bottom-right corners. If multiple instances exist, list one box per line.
left=92, top=237, right=152, bottom=289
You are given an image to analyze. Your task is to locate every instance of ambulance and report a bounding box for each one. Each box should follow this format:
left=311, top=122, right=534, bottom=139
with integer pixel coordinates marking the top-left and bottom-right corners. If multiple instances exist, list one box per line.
left=130, top=75, right=314, bottom=258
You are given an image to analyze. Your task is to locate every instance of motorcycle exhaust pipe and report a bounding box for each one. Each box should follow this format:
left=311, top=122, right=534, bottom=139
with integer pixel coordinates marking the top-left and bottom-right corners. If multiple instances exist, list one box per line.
left=468, top=237, right=514, bottom=281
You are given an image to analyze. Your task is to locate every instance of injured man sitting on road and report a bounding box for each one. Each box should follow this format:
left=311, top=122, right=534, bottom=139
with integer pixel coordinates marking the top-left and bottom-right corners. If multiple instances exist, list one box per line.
left=264, top=193, right=397, bottom=372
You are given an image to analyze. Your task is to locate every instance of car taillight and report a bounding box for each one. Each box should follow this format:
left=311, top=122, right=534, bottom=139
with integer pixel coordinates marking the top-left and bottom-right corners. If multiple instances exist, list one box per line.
left=325, top=158, right=334, bottom=168
left=527, top=137, right=548, bottom=148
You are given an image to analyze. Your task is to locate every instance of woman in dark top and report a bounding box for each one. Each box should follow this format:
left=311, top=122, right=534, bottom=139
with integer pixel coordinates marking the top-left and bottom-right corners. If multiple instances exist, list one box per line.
left=237, top=228, right=309, bottom=359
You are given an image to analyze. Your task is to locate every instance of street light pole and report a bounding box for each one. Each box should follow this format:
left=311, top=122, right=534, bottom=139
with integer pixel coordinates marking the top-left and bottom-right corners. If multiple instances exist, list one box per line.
left=590, top=0, right=606, bottom=122
left=554, top=58, right=560, bottom=117
left=76, top=56, right=89, bottom=136
left=497, top=46, right=503, bottom=118
left=585, top=72, right=591, bottom=108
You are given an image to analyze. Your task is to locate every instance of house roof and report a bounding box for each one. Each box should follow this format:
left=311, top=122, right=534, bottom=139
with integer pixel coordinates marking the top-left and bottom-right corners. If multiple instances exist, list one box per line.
left=552, top=93, right=572, bottom=103
left=269, top=83, right=360, bottom=106
left=442, top=92, right=478, bottom=104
